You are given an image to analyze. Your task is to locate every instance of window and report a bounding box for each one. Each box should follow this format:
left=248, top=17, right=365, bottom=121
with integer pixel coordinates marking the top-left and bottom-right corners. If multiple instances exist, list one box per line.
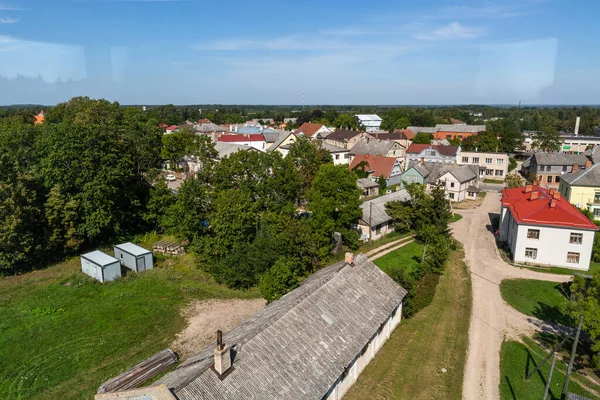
left=594, top=209, right=600, bottom=218
left=450, top=182, right=455, bottom=188
left=525, top=248, right=537, bottom=259
left=594, top=192, right=600, bottom=203
left=449, top=193, right=455, bottom=199
left=497, top=159, right=504, bottom=165
left=446, top=135, right=452, bottom=139
left=345, top=153, right=351, bottom=159
left=458, top=135, right=463, bottom=139
left=495, top=170, right=504, bottom=177
left=462, top=156, right=469, bottom=163
left=570, top=232, right=583, bottom=244
left=486, top=169, right=493, bottom=176
left=428, top=150, right=436, bottom=156
left=485, top=158, right=492, bottom=164
left=527, top=229, right=540, bottom=239
left=567, top=252, right=580, bottom=263
left=563, top=165, right=568, bottom=172
left=335, top=154, right=339, bottom=160
left=547, top=176, right=553, bottom=183
left=473, top=157, right=479, bottom=163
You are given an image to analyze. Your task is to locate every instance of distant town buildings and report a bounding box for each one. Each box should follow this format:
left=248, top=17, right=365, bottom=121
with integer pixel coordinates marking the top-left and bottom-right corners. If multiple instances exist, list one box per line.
left=355, top=114, right=382, bottom=132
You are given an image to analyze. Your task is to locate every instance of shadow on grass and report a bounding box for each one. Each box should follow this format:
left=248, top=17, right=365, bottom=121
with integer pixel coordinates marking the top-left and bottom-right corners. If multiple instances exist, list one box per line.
left=505, top=376, right=517, bottom=400
left=532, top=302, right=572, bottom=326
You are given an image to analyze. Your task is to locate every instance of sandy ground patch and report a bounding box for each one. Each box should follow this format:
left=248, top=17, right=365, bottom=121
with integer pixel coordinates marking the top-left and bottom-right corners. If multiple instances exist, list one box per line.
left=172, top=298, right=266, bottom=360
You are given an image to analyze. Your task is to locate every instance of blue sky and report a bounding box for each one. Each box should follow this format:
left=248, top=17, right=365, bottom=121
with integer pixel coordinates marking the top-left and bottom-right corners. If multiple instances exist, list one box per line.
left=0, top=0, right=599, bottom=105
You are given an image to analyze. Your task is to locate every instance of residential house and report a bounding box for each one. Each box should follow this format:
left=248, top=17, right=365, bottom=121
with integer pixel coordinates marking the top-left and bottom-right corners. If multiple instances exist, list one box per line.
left=195, top=122, right=228, bottom=135
left=144, top=253, right=407, bottom=400
left=349, top=154, right=403, bottom=187
left=525, top=152, right=590, bottom=188
left=371, top=130, right=413, bottom=149
left=400, top=162, right=444, bottom=187
left=498, top=185, right=598, bottom=270
left=356, top=114, right=382, bottom=132
left=294, top=122, right=332, bottom=139
left=459, top=151, right=509, bottom=180
left=324, top=129, right=372, bottom=149
left=267, top=131, right=297, bottom=157
left=405, top=144, right=460, bottom=165
left=559, top=163, right=600, bottom=219
left=357, top=189, right=411, bottom=241
left=349, top=137, right=406, bottom=166
left=319, top=142, right=352, bottom=165
left=217, top=134, right=266, bottom=152
left=357, top=178, right=380, bottom=198
left=213, top=142, right=256, bottom=159
left=438, top=165, right=480, bottom=202
left=432, top=124, right=486, bottom=140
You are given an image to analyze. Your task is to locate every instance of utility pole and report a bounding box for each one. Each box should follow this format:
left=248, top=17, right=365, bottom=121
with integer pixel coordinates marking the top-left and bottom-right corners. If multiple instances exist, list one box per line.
left=369, top=201, right=372, bottom=242
left=562, top=314, right=584, bottom=398
left=542, top=352, right=557, bottom=400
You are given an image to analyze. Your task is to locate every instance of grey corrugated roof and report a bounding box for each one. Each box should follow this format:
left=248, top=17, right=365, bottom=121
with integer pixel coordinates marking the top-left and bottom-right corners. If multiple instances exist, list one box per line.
left=406, top=126, right=437, bottom=134
left=262, top=131, right=282, bottom=143
left=533, top=152, right=589, bottom=166
left=561, top=163, right=600, bottom=186
left=214, top=142, right=254, bottom=158
left=357, top=178, right=379, bottom=189
left=319, top=142, right=348, bottom=153
left=443, top=164, right=478, bottom=183
left=360, top=189, right=411, bottom=227
left=81, top=250, right=119, bottom=267
left=585, top=145, right=600, bottom=164
left=434, top=124, right=487, bottom=133
left=158, top=254, right=406, bottom=400
left=195, top=123, right=226, bottom=133
left=114, top=242, right=151, bottom=257
left=267, top=132, right=294, bottom=152
left=349, top=137, right=403, bottom=156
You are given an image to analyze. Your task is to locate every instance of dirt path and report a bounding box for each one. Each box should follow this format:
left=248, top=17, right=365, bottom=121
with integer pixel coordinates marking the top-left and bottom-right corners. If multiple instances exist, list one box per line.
left=452, top=192, right=572, bottom=400
left=368, top=239, right=415, bottom=261
left=171, top=298, right=266, bottom=360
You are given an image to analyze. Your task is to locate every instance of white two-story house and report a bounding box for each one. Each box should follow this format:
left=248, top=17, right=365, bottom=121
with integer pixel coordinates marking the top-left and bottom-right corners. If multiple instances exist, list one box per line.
left=498, top=185, right=598, bottom=270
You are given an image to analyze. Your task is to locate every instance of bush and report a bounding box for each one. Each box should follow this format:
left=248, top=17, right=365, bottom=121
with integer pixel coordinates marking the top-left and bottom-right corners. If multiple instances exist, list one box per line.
left=260, top=257, right=300, bottom=303
left=409, top=273, right=440, bottom=315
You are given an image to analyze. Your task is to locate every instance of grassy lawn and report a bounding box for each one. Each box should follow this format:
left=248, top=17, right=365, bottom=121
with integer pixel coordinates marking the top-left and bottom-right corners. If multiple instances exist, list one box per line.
left=0, top=244, right=259, bottom=400
left=515, top=264, right=599, bottom=276
left=358, top=231, right=412, bottom=254
left=484, top=178, right=505, bottom=184
left=479, top=191, right=487, bottom=198
left=500, top=337, right=599, bottom=400
left=450, top=213, right=463, bottom=223
left=344, top=249, right=472, bottom=400
left=373, top=241, right=424, bottom=274
left=500, top=279, right=571, bottom=326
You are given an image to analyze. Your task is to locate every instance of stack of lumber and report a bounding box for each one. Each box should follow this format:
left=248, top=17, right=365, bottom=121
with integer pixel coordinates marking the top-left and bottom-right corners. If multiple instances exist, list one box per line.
left=97, top=349, right=178, bottom=394
left=153, top=240, right=185, bottom=256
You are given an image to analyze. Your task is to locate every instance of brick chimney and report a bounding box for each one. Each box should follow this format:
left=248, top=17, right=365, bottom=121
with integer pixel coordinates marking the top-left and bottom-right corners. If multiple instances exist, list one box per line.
left=525, top=185, right=532, bottom=193
left=530, top=191, right=538, bottom=201
left=553, top=191, right=561, bottom=200
left=550, top=199, right=556, bottom=209
left=572, top=163, right=579, bottom=172
left=214, top=330, right=231, bottom=376
left=586, top=160, right=592, bottom=168
left=345, top=252, right=354, bottom=265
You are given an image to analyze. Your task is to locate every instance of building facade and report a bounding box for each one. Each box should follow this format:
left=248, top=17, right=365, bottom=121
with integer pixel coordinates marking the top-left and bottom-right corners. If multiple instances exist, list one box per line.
left=405, top=144, right=460, bottom=165
left=438, top=165, right=480, bottom=202
left=559, top=163, right=600, bottom=219
left=499, top=185, right=598, bottom=270
left=526, top=152, right=591, bottom=188
left=459, top=151, right=509, bottom=180
left=355, top=114, right=382, bottom=132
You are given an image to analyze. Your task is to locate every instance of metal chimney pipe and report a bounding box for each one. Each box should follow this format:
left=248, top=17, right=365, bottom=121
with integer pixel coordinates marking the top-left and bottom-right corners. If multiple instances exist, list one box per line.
left=216, top=330, right=223, bottom=351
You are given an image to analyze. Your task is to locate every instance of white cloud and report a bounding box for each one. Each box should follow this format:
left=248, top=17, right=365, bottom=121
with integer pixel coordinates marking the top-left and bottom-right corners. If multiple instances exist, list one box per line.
left=414, top=22, right=485, bottom=40
left=0, top=17, right=19, bottom=24
left=438, top=5, right=526, bottom=19
left=320, top=28, right=380, bottom=36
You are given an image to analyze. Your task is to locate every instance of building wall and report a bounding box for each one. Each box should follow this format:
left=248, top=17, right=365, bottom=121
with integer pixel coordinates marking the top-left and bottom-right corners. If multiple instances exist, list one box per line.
left=559, top=182, right=600, bottom=219
left=406, top=149, right=459, bottom=165
left=560, top=138, right=600, bottom=154
left=439, top=173, right=477, bottom=202
left=332, top=151, right=351, bottom=165
left=114, top=248, right=154, bottom=272
left=81, top=258, right=121, bottom=282
left=459, top=152, right=509, bottom=180
left=400, top=169, right=425, bottom=188
left=324, top=303, right=402, bottom=400
left=433, top=131, right=478, bottom=140
left=226, top=140, right=266, bottom=152
left=357, top=220, right=394, bottom=242
left=503, top=217, right=595, bottom=270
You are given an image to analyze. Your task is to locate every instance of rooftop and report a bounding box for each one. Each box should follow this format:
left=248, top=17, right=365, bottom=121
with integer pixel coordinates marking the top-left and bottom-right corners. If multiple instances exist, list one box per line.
left=214, top=142, right=254, bottom=158
left=357, top=178, right=380, bottom=189
left=406, top=144, right=459, bottom=157
left=293, top=122, right=326, bottom=137
left=561, top=163, right=600, bottom=187
left=81, top=250, right=119, bottom=267
left=349, top=154, right=398, bottom=179
left=434, top=124, right=486, bottom=133
left=349, top=137, right=402, bottom=156
left=532, top=152, right=589, bottom=166
left=115, top=242, right=151, bottom=257
left=360, top=189, right=411, bottom=227
left=356, top=114, right=382, bottom=122
left=157, top=254, right=406, bottom=400
left=501, top=186, right=598, bottom=230
left=218, top=134, right=265, bottom=142
left=325, top=129, right=362, bottom=142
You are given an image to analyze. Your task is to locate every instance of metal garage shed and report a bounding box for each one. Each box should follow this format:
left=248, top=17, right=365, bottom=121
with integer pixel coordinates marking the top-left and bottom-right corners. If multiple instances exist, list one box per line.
left=114, top=242, right=154, bottom=273
left=81, top=250, right=121, bottom=283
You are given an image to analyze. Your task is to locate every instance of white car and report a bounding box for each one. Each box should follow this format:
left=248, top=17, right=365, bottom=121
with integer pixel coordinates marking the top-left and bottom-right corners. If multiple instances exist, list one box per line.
left=165, top=174, right=176, bottom=182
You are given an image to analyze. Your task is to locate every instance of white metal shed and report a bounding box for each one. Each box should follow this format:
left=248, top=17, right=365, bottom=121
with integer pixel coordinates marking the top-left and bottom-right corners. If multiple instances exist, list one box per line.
left=114, top=242, right=154, bottom=273
left=81, top=250, right=121, bottom=283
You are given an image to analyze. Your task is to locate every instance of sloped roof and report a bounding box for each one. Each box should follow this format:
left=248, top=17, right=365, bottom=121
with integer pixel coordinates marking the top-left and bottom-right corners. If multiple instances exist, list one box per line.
left=584, top=145, right=600, bottom=164
left=263, top=131, right=282, bottom=143
left=434, top=124, right=486, bottom=133
left=349, top=137, right=402, bottom=156
left=401, top=129, right=415, bottom=139
left=349, top=154, right=398, bottom=179
left=357, top=178, right=379, bottom=189
left=441, top=165, right=479, bottom=183
left=267, top=132, right=295, bottom=152
left=326, top=129, right=362, bottom=142
left=214, top=142, right=254, bottom=158
left=501, top=186, right=598, bottom=230
left=406, top=126, right=437, bottom=135
left=157, top=254, right=406, bottom=400
left=319, top=142, right=348, bottom=153
left=356, top=114, right=382, bottom=122
left=406, top=144, right=459, bottom=156
left=360, top=189, right=411, bottom=227
left=218, top=134, right=265, bottom=143
left=561, top=163, right=600, bottom=187
left=293, top=122, right=326, bottom=137
left=195, top=123, right=227, bottom=133
left=532, top=152, right=589, bottom=166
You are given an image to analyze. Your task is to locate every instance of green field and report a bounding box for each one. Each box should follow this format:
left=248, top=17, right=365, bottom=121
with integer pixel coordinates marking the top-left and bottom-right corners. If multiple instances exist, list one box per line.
left=358, top=231, right=412, bottom=254
left=0, top=250, right=258, bottom=400
left=500, top=279, right=571, bottom=326
left=450, top=213, right=463, bottom=223
left=500, top=337, right=599, bottom=400
left=344, top=249, right=472, bottom=400
left=373, top=241, right=424, bottom=274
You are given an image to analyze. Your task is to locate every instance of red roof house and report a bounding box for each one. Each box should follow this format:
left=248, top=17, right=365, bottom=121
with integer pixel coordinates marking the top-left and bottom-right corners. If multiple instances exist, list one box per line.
left=349, top=154, right=402, bottom=185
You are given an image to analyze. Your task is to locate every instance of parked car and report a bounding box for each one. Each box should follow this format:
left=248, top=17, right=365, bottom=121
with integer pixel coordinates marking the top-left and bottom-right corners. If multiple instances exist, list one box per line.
left=166, top=174, right=176, bottom=181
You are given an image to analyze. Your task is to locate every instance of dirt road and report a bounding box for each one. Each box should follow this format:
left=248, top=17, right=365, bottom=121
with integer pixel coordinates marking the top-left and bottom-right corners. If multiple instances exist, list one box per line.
left=452, top=192, right=572, bottom=400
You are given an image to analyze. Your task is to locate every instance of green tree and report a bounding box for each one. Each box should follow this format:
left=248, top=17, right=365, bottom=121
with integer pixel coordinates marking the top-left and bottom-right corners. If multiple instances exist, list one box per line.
left=334, top=114, right=358, bottom=129
left=508, top=157, right=517, bottom=172
left=44, top=185, right=82, bottom=253
left=144, top=181, right=176, bottom=232
left=288, top=137, right=331, bottom=198
left=505, top=174, right=523, bottom=188
left=570, top=273, right=600, bottom=369
left=377, top=175, right=387, bottom=193
left=161, top=129, right=195, bottom=171
left=412, top=132, right=432, bottom=144
left=164, top=176, right=209, bottom=241
left=307, top=164, right=362, bottom=259
left=352, top=160, right=370, bottom=179
left=260, top=257, right=301, bottom=303
left=534, top=126, right=561, bottom=151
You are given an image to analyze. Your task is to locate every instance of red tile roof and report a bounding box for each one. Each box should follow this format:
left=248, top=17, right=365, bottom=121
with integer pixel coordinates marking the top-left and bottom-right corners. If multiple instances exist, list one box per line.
left=294, top=122, right=325, bottom=137
left=502, top=186, right=598, bottom=230
left=218, top=134, right=266, bottom=142
left=401, top=129, right=415, bottom=139
left=349, top=154, right=397, bottom=179
left=406, top=144, right=459, bottom=156
left=166, top=125, right=177, bottom=131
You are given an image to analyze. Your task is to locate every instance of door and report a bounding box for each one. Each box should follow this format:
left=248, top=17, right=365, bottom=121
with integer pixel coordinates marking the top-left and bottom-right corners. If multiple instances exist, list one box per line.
left=136, top=257, right=146, bottom=272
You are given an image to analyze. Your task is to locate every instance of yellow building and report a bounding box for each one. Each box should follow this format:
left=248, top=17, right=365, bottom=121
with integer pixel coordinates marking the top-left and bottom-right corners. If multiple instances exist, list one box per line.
left=559, top=163, right=600, bottom=219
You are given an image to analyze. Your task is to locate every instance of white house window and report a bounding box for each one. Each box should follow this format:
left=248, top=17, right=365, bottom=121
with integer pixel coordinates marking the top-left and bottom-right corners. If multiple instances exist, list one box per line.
left=525, top=248, right=537, bottom=259
left=527, top=229, right=540, bottom=239
left=462, top=156, right=468, bottom=162
left=495, top=170, right=504, bottom=177
left=497, top=159, right=504, bottom=165
left=449, top=193, right=455, bottom=199
left=567, top=252, right=580, bottom=263
left=335, top=154, right=339, bottom=160
left=450, top=182, right=455, bottom=188
left=345, top=153, right=351, bottom=159
left=473, top=157, right=480, bottom=163
left=594, top=192, right=600, bottom=203
left=594, top=209, right=600, bottom=218
left=569, top=233, right=583, bottom=244
left=485, top=158, right=492, bottom=164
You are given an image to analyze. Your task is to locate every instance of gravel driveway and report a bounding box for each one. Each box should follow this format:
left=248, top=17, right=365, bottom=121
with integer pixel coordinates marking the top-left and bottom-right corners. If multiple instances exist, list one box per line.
left=452, top=192, right=572, bottom=400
